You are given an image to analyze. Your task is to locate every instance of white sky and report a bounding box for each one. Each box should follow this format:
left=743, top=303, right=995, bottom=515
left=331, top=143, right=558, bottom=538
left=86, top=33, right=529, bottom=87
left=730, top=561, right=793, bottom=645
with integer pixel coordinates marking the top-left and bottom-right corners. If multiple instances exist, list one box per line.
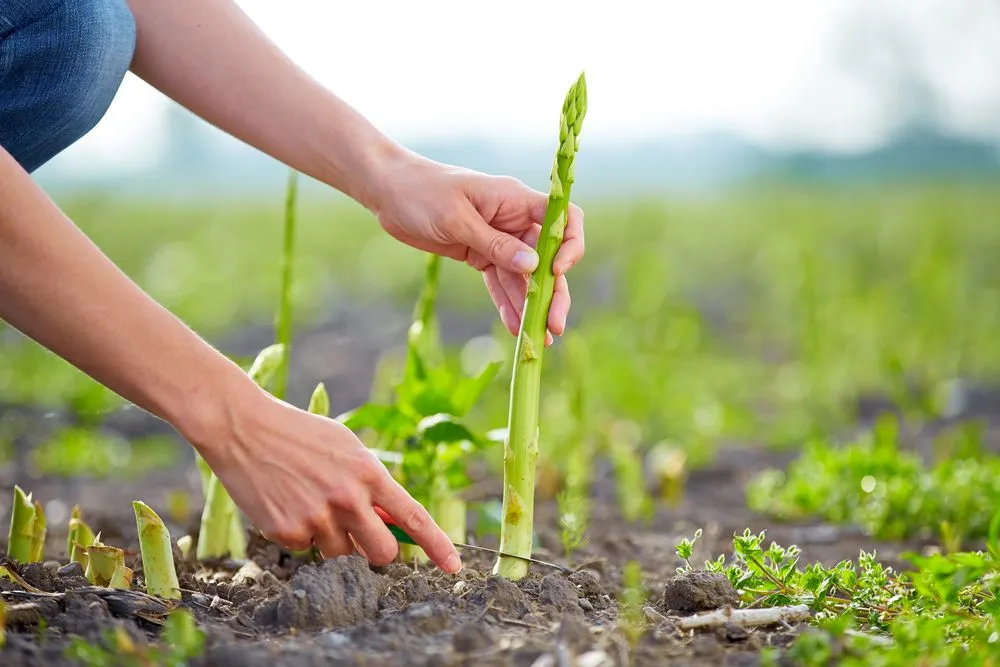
left=61, top=0, right=1000, bottom=171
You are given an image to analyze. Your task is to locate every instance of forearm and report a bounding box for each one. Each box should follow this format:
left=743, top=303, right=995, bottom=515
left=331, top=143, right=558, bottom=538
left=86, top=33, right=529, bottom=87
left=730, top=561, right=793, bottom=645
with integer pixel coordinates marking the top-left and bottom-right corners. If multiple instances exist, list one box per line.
left=0, top=148, right=254, bottom=453
left=125, top=0, right=402, bottom=210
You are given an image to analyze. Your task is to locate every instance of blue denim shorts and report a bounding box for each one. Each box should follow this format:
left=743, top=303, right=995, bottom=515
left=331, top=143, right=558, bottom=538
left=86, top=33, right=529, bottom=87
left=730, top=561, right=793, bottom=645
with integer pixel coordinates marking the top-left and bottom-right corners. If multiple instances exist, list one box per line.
left=0, top=0, right=136, bottom=173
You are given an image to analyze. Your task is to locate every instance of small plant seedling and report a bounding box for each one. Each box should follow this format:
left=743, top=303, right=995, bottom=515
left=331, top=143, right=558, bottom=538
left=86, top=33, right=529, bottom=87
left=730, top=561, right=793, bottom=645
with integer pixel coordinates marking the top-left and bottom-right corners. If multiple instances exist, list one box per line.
left=7, top=485, right=45, bottom=563
left=338, top=254, right=502, bottom=558
left=494, top=72, right=588, bottom=580
left=134, top=501, right=181, bottom=600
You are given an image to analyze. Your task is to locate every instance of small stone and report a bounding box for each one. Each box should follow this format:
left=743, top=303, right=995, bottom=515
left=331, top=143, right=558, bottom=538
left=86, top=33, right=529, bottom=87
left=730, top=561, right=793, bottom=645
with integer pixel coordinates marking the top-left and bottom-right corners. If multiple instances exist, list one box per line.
left=662, top=571, right=739, bottom=613
left=57, top=562, right=85, bottom=578
left=452, top=580, right=467, bottom=596
left=318, top=631, right=351, bottom=647
left=723, top=622, right=749, bottom=641
left=43, top=561, right=61, bottom=574
left=578, top=598, right=594, bottom=612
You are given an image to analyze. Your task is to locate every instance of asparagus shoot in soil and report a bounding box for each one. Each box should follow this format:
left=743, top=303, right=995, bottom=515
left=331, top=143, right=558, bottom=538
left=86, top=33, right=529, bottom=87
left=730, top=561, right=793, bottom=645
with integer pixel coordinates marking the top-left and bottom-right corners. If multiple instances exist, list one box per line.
left=493, top=72, right=587, bottom=579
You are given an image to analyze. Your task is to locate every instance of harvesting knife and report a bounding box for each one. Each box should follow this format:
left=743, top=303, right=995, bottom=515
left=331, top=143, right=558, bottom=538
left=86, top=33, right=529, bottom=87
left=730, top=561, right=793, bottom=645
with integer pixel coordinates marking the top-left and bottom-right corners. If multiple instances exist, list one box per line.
left=375, top=508, right=573, bottom=574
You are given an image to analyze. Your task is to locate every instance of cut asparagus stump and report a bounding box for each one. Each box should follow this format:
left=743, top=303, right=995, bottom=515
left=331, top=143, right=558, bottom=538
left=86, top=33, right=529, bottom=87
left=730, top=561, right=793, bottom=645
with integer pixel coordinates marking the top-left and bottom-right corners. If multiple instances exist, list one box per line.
left=6, top=486, right=36, bottom=563
left=133, top=501, right=181, bottom=600
left=493, top=73, right=588, bottom=580
left=29, top=500, right=46, bottom=562
left=67, top=505, right=96, bottom=569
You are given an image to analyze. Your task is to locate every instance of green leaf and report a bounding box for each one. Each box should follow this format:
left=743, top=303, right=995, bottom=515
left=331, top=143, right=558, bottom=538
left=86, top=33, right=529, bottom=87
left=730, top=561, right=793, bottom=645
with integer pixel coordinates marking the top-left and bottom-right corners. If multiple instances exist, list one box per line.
left=336, top=404, right=411, bottom=435
left=417, top=414, right=478, bottom=444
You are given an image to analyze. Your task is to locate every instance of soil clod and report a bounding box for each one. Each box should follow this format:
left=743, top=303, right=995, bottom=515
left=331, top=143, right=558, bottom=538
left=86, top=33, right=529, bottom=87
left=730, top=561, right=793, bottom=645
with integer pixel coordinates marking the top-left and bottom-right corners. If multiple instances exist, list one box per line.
left=661, top=570, right=739, bottom=613
left=268, top=555, right=386, bottom=631
left=452, top=621, right=495, bottom=653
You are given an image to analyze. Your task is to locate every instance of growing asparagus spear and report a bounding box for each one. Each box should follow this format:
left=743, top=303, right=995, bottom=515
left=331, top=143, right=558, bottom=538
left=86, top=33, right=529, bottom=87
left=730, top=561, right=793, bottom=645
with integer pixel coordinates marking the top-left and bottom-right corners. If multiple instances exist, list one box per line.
left=133, top=501, right=181, bottom=600
left=29, top=500, right=46, bottom=562
left=308, top=382, right=330, bottom=417
left=493, top=73, right=587, bottom=580
left=6, top=486, right=36, bottom=563
left=67, top=504, right=96, bottom=569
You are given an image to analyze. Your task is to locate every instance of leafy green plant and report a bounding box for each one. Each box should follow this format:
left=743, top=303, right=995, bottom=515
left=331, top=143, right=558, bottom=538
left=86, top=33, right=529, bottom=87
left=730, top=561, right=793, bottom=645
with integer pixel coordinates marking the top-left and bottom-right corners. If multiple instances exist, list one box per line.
left=747, top=413, right=1000, bottom=546
left=494, top=72, right=588, bottom=580
left=338, top=255, right=502, bottom=558
left=676, top=515, right=1000, bottom=665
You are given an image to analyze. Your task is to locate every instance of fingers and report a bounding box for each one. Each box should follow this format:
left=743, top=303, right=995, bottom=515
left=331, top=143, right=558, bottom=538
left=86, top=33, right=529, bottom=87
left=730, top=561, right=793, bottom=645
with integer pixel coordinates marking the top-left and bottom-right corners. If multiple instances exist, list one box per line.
left=342, top=508, right=401, bottom=567
left=372, top=477, right=462, bottom=574
left=455, top=207, right=539, bottom=275
left=484, top=267, right=520, bottom=336
left=548, top=274, right=571, bottom=336
left=553, top=203, right=585, bottom=275
left=314, top=527, right=353, bottom=561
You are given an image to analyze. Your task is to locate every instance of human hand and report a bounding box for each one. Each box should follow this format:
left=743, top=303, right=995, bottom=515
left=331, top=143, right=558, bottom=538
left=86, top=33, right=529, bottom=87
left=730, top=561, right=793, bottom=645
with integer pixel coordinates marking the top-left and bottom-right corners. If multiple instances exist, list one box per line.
left=195, top=381, right=462, bottom=573
left=368, top=151, right=585, bottom=344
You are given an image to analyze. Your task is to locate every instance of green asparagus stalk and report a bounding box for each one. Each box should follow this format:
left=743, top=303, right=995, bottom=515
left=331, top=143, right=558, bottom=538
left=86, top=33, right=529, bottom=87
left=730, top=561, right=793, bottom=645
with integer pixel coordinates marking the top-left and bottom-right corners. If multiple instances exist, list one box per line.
left=308, top=382, right=330, bottom=417
left=29, top=500, right=46, bottom=562
left=133, top=501, right=181, bottom=600
left=273, top=169, right=299, bottom=401
left=197, top=473, right=243, bottom=560
left=67, top=505, right=96, bottom=569
left=493, top=73, right=587, bottom=580
left=6, top=485, right=36, bottom=563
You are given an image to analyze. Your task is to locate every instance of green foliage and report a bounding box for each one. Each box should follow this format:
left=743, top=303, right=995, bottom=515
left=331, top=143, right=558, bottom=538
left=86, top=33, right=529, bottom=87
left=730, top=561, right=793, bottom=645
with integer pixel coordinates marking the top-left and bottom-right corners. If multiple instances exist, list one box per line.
left=676, top=519, right=1000, bottom=665
left=28, top=428, right=178, bottom=479
left=337, top=255, right=502, bottom=510
left=747, top=413, right=1000, bottom=546
left=619, top=560, right=648, bottom=649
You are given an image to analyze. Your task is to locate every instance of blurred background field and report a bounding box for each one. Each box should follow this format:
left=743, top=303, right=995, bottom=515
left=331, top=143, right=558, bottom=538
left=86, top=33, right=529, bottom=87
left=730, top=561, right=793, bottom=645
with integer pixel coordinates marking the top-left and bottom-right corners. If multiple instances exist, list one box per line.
left=4, top=0, right=1000, bottom=492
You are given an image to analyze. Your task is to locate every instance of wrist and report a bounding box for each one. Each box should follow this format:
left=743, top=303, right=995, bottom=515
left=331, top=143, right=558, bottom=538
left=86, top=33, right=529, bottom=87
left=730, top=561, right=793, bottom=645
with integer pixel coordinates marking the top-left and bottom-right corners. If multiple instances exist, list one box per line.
left=345, top=133, right=413, bottom=215
left=160, top=353, right=266, bottom=468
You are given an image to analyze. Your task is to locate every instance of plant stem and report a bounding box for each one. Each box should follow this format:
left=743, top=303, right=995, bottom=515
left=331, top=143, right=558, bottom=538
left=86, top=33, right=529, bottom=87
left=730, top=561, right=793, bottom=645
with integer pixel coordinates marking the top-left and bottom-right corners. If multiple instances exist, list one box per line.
left=273, top=168, right=299, bottom=401
left=6, top=485, right=36, bottom=563
left=67, top=505, right=95, bottom=570
left=134, top=501, right=181, bottom=600
left=29, top=500, right=45, bottom=562
left=405, top=254, right=442, bottom=383
left=197, top=473, right=243, bottom=560
left=493, top=72, right=587, bottom=579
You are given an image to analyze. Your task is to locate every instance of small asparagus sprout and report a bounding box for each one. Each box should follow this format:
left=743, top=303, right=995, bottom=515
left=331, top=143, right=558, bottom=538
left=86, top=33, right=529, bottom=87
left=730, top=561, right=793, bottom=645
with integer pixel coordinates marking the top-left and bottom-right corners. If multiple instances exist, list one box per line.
left=176, top=535, right=194, bottom=560
left=110, top=564, right=134, bottom=591
left=133, top=501, right=181, bottom=600
left=85, top=544, right=126, bottom=587
left=620, top=560, right=648, bottom=649
left=29, top=500, right=46, bottom=562
left=7, top=485, right=37, bottom=563
left=67, top=505, right=96, bottom=569
left=194, top=346, right=285, bottom=561
left=308, top=382, right=330, bottom=417
left=494, top=72, right=588, bottom=580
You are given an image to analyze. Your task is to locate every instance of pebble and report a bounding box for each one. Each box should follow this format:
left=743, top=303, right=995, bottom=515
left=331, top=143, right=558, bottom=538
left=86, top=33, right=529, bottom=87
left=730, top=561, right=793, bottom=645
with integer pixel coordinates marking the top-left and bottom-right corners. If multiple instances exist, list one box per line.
left=452, top=580, right=467, bottom=596
left=578, top=598, right=594, bottom=612
left=317, top=631, right=351, bottom=648
left=57, top=562, right=85, bottom=578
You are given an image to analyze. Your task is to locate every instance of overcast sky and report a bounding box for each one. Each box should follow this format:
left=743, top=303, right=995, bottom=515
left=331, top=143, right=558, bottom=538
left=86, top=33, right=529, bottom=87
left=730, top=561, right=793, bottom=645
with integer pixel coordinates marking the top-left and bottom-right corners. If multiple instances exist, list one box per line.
left=53, top=0, right=1000, bottom=172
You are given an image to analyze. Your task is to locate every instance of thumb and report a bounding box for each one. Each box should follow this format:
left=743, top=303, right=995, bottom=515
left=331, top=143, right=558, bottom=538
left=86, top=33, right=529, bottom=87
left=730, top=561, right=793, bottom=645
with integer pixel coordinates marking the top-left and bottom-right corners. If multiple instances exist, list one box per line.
left=459, top=216, right=538, bottom=274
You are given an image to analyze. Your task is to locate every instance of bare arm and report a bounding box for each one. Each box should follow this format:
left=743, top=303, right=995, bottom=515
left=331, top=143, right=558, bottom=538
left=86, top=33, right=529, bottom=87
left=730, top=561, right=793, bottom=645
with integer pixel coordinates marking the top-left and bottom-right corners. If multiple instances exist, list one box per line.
left=0, top=147, right=462, bottom=573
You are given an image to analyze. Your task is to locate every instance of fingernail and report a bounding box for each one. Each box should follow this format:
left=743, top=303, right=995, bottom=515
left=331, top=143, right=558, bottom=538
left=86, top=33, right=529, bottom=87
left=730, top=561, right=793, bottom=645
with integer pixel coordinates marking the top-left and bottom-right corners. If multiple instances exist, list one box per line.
left=445, top=552, right=463, bottom=574
left=513, top=250, right=538, bottom=273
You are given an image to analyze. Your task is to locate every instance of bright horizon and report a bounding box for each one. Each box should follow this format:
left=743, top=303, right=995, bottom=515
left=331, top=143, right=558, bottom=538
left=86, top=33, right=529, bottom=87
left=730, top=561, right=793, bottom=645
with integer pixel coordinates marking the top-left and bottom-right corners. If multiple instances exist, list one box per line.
left=49, top=0, right=1000, bottom=173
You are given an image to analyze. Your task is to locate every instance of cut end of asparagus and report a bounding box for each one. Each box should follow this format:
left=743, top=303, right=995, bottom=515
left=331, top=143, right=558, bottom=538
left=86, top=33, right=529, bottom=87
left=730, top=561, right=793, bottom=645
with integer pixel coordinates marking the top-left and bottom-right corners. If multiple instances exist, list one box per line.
left=133, top=501, right=181, bottom=600
left=29, top=500, right=46, bottom=563
left=86, top=544, right=125, bottom=587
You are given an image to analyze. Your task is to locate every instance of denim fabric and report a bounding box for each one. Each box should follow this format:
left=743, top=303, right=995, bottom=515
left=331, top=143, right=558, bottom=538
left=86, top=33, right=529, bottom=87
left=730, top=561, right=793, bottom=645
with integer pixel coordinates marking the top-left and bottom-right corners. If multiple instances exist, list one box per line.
left=0, top=0, right=136, bottom=173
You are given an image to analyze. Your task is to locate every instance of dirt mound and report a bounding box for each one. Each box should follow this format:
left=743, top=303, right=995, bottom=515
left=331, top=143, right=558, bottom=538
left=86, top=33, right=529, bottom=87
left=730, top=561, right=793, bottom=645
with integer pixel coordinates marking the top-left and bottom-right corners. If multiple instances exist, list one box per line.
left=661, top=570, right=740, bottom=613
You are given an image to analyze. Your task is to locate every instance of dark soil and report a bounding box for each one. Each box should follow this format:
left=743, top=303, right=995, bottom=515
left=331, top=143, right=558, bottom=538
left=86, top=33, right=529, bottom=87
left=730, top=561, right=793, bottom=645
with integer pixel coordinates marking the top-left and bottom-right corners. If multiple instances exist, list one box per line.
left=1, top=307, right=997, bottom=666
